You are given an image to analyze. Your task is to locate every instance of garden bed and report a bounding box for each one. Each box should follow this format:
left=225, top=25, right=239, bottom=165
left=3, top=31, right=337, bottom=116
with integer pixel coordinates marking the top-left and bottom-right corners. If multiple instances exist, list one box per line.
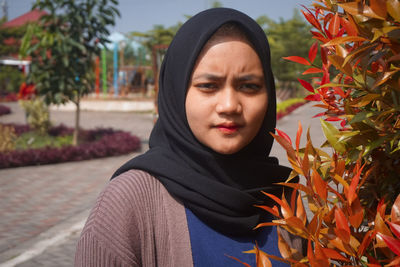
left=0, top=124, right=141, bottom=169
left=0, top=104, right=11, bottom=116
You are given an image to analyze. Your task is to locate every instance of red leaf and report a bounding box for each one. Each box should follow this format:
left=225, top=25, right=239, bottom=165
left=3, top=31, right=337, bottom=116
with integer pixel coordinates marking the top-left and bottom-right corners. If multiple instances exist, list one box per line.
left=347, top=163, right=365, bottom=206
left=376, top=233, right=400, bottom=256
left=275, top=128, right=292, bottom=145
left=392, top=194, right=400, bottom=223
left=335, top=208, right=350, bottom=243
left=340, top=119, right=347, bottom=128
left=328, top=13, right=340, bottom=36
left=305, top=94, right=322, bottom=101
left=226, top=255, right=252, bottom=267
left=301, top=9, right=322, bottom=32
left=298, top=79, right=314, bottom=93
left=308, top=42, right=319, bottom=63
left=321, top=46, right=328, bottom=65
left=312, top=170, right=327, bottom=201
left=388, top=222, right=400, bottom=240
left=283, top=56, right=311, bottom=66
left=312, top=112, right=326, bottom=118
left=358, top=230, right=376, bottom=257
left=302, top=68, right=323, bottom=75
left=320, top=248, right=350, bottom=262
left=340, top=17, right=358, bottom=36
left=325, top=117, right=342, bottom=121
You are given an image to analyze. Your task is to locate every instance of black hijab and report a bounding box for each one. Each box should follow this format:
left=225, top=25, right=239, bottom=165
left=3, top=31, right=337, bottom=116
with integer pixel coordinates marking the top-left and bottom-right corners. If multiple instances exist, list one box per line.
left=112, top=8, right=292, bottom=236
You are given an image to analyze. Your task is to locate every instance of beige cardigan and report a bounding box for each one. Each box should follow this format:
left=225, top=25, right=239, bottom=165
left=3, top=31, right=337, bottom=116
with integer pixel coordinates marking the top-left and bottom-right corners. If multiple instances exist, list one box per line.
left=74, top=170, right=194, bottom=267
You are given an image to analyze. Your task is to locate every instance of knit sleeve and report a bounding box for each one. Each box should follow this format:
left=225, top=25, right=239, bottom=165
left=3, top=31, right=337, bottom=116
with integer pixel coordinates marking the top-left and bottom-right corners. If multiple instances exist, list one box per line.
left=74, top=172, right=143, bottom=267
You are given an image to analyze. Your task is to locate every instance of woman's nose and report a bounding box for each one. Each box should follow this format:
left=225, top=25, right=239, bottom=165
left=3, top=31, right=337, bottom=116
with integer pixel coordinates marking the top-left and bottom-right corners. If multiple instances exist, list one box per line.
left=215, top=87, right=242, bottom=115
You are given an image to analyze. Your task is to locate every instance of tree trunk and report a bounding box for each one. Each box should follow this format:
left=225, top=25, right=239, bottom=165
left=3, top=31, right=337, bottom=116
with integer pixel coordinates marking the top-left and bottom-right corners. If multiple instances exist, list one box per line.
left=72, top=96, right=80, bottom=146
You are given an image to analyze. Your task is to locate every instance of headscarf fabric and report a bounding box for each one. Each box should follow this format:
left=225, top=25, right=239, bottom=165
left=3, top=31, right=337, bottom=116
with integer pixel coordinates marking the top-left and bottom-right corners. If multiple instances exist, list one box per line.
left=112, top=8, right=292, bottom=235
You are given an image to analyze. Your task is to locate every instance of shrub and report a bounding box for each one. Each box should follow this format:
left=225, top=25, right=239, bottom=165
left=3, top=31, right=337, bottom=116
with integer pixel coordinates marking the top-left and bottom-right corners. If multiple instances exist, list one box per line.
left=234, top=1, right=400, bottom=266
left=0, top=65, right=25, bottom=94
left=0, top=104, right=11, bottom=116
left=19, top=98, right=51, bottom=135
left=0, top=125, right=16, bottom=152
left=0, top=124, right=141, bottom=168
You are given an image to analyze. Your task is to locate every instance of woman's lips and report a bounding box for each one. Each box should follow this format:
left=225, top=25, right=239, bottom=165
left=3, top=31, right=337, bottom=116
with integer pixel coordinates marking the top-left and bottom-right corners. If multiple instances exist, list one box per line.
left=216, top=123, right=241, bottom=134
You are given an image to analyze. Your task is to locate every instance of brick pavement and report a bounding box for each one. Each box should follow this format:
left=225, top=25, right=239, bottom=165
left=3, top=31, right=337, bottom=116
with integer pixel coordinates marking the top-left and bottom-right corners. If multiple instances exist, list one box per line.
left=0, top=101, right=326, bottom=266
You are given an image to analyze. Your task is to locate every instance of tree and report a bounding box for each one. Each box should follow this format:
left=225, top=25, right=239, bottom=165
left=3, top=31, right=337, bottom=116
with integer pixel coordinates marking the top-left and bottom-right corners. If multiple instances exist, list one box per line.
left=257, top=10, right=313, bottom=92
left=20, top=0, right=120, bottom=145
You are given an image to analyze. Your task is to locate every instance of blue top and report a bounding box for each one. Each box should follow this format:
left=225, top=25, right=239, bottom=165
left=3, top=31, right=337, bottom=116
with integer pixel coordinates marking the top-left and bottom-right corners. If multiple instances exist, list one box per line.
left=185, top=208, right=289, bottom=266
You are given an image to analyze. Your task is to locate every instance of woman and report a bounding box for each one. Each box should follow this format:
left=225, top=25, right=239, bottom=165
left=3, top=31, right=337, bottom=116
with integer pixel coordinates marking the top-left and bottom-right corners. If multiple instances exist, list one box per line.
left=75, top=8, right=297, bottom=266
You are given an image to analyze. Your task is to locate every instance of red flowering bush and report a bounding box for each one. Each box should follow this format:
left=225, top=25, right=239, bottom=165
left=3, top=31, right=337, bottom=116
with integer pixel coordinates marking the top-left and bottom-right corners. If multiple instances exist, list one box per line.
left=18, top=82, right=36, bottom=100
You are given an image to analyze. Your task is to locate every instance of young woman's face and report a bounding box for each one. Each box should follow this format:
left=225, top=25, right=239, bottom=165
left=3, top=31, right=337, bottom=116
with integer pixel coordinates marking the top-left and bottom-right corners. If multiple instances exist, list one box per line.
left=185, top=37, right=268, bottom=154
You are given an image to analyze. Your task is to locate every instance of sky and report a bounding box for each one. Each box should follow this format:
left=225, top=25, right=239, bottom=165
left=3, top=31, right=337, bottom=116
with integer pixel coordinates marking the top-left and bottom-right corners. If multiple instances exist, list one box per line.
left=3, top=0, right=314, bottom=34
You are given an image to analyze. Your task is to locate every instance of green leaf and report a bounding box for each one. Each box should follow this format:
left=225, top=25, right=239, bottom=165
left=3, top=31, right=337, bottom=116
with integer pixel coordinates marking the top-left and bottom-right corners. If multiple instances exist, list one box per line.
left=320, top=119, right=346, bottom=153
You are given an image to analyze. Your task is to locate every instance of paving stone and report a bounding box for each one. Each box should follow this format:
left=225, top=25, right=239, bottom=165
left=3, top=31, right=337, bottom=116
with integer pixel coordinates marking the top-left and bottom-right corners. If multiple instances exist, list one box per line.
left=0, top=101, right=326, bottom=266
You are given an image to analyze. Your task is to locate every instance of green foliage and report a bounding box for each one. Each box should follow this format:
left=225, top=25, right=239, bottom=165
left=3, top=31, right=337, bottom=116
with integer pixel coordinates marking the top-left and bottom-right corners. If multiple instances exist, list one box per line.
left=19, top=98, right=51, bottom=135
left=0, top=65, right=25, bottom=93
left=257, top=10, right=314, bottom=90
left=130, top=23, right=180, bottom=58
left=20, top=0, right=120, bottom=145
left=0, top=18, right=27, bottom=56
left=0, top=125, right=16, bottom=152
left=14, top=131, right=72, bottom=150
left=276, top=98, right=306, bottom=113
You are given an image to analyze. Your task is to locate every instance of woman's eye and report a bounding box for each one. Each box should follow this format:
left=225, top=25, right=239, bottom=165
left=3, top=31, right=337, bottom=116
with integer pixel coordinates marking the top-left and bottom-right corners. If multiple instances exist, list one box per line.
left=196, top=83, right=218, bottom=91
left=239, top=83, right=262, bottom=93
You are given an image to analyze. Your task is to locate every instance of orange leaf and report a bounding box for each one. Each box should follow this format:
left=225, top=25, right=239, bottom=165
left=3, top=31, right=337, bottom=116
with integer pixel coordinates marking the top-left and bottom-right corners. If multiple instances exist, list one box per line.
left=370, top=0, right=388, bottom=18
left=323, top=36, right=367, bottom=46
left=387, top=0, right=400, bottom=21
left=386, top=256, right=400, bottom=267
left=308, top=42, right=318, bottom=63
left=271, top=133, right=296, bottom=162
left=255, top=205, right=280, bottom=218
left=340, top=17, right=358, bottom=36
left=307, top=239, right=316, bottom=266
left=349, top=198, right=364, bottom=228
left=375, top=212, right=393, bottom=238
left=335, top=208, right=350, bottom=243
left=328, top=13, right=340, bottom=36
left=358, top=230, right=376, bottom=257
left=276, top=182, right=313, bottom=196
left=255, top=244, right=272, bottom=267
left=321, top=248, right=351, bottom=262
left=347, top=163, right=365, bottom=206
left=301, top=141, right=310, bottom=177
left=339, top=2, right=385, bottom=19
left=277, top=227, right=292, bottom=259
left=392, top=194, right=400, bottom=223
left=261, top=191, right=293, bottom=219
left=275, top=128, right=292, bottom=145
left=312, top=170, right=327, bottom=201
left=295, top=121, right=302, bottom=152
left=296, top=194, right=307, bottom=225
left=302, top=68, right=323, bottom=75
left=283, top=56, right=311, bottom=66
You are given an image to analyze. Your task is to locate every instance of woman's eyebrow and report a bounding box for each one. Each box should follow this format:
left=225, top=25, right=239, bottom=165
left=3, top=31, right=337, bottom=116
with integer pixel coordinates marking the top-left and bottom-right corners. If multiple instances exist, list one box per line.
left=236, top=74, right=264, bottom=82
left=192, top=73, right=224, bottom=81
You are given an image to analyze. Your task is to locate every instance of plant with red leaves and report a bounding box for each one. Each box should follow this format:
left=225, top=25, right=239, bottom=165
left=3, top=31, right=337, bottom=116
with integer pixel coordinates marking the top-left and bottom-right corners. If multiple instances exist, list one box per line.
left=17, top=82, right=36, bottom=100
left=232, top=0, right=400, bottom=266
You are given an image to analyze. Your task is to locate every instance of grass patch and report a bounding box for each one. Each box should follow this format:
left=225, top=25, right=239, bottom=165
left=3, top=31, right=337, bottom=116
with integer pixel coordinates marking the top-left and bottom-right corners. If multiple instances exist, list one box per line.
left=14, top=132, right=73, bottom=150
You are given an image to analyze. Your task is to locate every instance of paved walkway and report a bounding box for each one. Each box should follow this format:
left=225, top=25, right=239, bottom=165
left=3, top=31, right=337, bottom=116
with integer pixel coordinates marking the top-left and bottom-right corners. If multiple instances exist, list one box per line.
left=0, top=101, right=326, bottom=266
